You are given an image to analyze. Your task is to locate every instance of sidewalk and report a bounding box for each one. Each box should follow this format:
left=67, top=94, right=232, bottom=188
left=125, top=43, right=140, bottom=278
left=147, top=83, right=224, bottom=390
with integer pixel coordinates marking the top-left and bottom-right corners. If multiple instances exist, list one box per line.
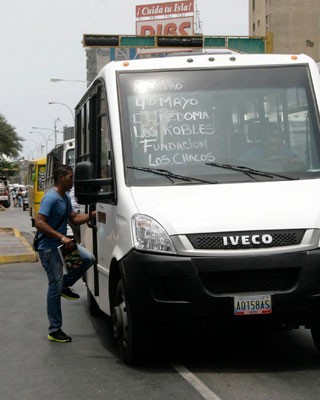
left=0, top=227, right=37, bottom=263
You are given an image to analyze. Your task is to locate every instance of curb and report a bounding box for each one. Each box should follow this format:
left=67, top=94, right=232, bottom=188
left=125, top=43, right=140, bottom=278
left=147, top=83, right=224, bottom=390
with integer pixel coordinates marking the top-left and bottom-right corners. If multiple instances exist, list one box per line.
left=0, top=228, right=38, bottom=264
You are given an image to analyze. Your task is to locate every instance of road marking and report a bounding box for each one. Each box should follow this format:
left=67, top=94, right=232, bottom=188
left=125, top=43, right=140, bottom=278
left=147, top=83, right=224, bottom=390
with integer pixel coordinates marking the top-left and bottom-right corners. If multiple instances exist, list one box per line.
left=172, top=363, right=222, bottom=400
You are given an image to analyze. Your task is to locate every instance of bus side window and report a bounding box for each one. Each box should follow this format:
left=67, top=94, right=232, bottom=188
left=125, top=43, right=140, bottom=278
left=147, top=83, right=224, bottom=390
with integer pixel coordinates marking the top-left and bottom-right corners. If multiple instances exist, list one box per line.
left=98, top=86, right=112, bottom=181
left=32, top=167, right=35, bottom=183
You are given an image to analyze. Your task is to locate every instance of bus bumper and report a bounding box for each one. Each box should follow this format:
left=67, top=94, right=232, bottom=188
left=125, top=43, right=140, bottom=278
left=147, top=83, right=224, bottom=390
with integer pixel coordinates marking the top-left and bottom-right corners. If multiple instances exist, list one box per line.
left=120, top=248, right=320, bottom=327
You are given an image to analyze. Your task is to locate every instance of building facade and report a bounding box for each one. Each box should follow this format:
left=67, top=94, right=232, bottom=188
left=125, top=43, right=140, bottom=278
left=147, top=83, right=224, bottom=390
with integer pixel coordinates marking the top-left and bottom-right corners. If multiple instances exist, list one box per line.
left=249, top=0, right=320, bottom=60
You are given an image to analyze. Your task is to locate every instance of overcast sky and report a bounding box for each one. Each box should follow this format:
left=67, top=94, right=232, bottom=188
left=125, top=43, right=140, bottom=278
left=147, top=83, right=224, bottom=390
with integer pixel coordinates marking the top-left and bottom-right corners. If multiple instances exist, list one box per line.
left=0, top=0, right=248, bottom=159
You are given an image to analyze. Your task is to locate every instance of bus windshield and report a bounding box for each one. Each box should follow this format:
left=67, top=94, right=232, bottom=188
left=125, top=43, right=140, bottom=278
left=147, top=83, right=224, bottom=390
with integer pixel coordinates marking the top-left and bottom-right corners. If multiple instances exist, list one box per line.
left=66, top=148, right=75, bottom=168
left=118, top=65, right=320, bottom=185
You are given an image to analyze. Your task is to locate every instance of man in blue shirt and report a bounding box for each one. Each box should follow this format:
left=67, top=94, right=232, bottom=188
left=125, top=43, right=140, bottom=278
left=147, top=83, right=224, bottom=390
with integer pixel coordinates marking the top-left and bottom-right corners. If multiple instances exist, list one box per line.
left=35, top=164, right=95, bottom=343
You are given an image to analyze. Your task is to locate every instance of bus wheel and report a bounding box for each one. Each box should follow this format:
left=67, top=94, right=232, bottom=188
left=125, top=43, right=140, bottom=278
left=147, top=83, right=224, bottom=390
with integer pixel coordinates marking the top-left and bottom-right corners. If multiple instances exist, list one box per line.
left=311, top=322, right=320, bottom=352
left=112, top=279, right=152, bottom=365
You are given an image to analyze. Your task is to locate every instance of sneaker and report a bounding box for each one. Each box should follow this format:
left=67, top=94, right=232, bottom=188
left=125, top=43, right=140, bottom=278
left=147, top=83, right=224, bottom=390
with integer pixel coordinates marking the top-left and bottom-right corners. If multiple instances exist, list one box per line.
left=48, top=329, right=72, bottom=343
left=61, top=287, right=80, bottom=300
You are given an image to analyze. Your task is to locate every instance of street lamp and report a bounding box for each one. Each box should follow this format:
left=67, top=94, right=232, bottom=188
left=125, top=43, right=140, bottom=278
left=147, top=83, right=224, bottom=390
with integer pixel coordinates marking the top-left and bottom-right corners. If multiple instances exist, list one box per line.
left=46, top=132, right=57, bottom=150
left=29, top=131, right=49, bottom=155
left=32, top=118, right=61, bottom=147
left=23, top=139, right=41, bottom=158
left=50, top=78, right=90, bottom=84
left=32, top=126, right=54, bottom=132
left=48, top=102, right=75, bottom=123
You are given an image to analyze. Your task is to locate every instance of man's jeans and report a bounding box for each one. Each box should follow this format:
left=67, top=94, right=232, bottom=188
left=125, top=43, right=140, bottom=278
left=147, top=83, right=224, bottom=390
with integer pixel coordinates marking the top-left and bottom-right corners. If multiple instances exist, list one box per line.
left=39, top=244, right=95, bottom=333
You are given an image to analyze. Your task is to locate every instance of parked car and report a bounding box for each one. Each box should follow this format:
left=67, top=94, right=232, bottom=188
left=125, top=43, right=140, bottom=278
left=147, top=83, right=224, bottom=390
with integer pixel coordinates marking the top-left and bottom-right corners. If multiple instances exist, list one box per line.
left=0, top=183, right=10, bottom=208
left=23, top=190, right=29, bottom=211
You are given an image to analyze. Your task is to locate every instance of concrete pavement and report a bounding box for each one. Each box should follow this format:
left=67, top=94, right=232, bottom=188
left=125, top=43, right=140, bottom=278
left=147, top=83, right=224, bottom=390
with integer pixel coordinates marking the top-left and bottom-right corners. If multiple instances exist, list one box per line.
left=0, top=226, right=37, bottom=263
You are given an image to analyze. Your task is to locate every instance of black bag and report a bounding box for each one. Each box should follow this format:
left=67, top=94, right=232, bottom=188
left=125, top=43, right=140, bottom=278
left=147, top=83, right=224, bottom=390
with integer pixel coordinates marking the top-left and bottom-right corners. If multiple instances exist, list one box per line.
left=32, top=230, right=42, bottom=252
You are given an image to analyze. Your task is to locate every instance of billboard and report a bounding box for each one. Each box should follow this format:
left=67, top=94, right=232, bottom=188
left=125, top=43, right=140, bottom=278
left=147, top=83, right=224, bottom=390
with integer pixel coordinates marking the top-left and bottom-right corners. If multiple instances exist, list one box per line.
left=138, top=16, right=193, bottom=36
left=136, top=0, right=194, bottom=54
left=136, top=1, right=194, bottom=18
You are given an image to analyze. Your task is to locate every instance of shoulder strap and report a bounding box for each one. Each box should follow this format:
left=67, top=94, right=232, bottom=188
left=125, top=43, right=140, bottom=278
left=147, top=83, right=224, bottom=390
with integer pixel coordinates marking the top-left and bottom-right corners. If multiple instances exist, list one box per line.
left=55, top=196, right=70, bottom=230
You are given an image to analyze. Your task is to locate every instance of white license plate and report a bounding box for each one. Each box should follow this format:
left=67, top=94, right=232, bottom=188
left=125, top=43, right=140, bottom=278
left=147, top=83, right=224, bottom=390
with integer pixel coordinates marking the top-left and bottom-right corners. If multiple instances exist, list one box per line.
left=0, top=196, right=7, bottom=201
left=234, top=295, right=272, bottom=316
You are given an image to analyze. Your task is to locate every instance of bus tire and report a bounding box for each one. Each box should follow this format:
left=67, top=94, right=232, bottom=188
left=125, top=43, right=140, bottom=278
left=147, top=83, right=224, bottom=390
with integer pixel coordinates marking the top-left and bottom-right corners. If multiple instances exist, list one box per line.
left=311, top=322, right=320, bottom=353
left=111, top=279, right=153, bottom=365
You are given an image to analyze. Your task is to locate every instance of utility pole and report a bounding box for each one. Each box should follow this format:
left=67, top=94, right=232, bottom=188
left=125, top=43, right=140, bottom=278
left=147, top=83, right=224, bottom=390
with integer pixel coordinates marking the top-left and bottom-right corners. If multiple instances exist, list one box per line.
left=54, top=118, right=60, bottom=147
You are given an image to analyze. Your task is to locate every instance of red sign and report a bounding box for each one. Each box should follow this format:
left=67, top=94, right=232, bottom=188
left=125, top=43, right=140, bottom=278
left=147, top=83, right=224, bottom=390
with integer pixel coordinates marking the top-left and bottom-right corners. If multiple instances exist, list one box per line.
left=136, top=1, right=195, bottom=54
left=136, top=1, right=194, bottom=18
left=137, top=16, right=193, bottom=36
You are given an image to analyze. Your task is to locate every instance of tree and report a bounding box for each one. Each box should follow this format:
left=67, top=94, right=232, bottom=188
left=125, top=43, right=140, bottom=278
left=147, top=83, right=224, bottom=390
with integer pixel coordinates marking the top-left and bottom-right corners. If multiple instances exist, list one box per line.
left=0, top=159, right=18, bottom=176
left=0, top=114, right=23, bottom=158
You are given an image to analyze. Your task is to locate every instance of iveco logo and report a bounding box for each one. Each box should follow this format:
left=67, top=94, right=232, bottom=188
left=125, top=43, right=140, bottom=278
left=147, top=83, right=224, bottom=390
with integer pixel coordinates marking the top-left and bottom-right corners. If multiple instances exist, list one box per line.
left=222, top=234, right=273, bottom=246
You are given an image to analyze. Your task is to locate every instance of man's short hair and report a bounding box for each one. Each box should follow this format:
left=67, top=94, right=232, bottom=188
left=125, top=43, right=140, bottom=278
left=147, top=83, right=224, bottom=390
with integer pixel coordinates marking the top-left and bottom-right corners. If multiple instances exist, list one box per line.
left=53, top=164, right=73, bottom=184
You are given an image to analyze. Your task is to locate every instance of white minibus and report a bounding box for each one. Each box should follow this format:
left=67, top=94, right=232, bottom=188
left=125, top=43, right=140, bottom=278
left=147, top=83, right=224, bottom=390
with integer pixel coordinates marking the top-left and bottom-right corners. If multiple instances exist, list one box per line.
left=74, top=52, right=320, bottom=364
left=45, top=138, right=75, bottom=188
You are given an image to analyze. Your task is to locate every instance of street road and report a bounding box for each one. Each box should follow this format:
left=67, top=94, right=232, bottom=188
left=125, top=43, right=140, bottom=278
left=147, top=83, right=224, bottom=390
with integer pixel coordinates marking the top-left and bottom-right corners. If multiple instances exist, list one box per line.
left=2, top=206, right=320, bottom=400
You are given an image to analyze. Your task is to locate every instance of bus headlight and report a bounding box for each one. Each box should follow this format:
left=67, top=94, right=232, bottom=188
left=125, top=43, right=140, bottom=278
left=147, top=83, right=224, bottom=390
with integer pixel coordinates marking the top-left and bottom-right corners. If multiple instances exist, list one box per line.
left=132, top=214, right=177, bottom=254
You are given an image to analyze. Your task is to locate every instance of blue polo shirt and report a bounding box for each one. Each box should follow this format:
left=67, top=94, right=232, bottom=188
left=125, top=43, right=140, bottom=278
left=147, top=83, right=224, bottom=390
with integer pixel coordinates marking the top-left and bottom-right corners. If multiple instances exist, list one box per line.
left=38, top=189, right=73, bottom=250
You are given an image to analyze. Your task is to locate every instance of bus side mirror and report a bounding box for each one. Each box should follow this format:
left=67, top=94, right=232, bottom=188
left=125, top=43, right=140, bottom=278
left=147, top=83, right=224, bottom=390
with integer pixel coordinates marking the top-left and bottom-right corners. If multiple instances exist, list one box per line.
left=74, top=161, right=114, bottom=204
left=74, top=161, right=95, bottom=204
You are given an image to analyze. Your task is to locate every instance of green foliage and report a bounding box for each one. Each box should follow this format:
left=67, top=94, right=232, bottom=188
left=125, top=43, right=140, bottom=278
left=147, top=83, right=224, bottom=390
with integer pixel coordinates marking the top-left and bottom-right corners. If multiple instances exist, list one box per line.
left=0, top=159, right=18, bottom=176
left=0, top=114, right=23, bottom=158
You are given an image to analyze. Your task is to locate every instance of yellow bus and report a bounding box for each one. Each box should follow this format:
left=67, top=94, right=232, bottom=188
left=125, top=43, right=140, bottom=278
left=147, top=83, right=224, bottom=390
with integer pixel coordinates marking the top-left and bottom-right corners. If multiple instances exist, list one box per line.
left=27, top=157, right=46, bottom=227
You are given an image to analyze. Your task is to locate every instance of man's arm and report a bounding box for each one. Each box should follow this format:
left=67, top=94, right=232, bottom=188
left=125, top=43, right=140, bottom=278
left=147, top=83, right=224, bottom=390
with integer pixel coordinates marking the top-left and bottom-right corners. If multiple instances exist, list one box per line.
left=35, top=213, right=65, bottom=242
left=35, top=213, right=79, bottom=250
left=68, top=210, right=96, bottom=226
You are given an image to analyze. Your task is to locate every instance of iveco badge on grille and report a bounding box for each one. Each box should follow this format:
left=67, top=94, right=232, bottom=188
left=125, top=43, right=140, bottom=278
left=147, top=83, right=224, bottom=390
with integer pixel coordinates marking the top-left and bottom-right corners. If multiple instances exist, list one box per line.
left=222, top=234, right=273, bottom=246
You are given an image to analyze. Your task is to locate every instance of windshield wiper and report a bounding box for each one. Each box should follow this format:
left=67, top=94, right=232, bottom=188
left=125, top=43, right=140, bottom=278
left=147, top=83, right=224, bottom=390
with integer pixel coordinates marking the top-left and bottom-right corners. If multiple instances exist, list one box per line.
left=128, top=166, right=216, bottom=184
left=205, top=162, right=296, bottom=180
